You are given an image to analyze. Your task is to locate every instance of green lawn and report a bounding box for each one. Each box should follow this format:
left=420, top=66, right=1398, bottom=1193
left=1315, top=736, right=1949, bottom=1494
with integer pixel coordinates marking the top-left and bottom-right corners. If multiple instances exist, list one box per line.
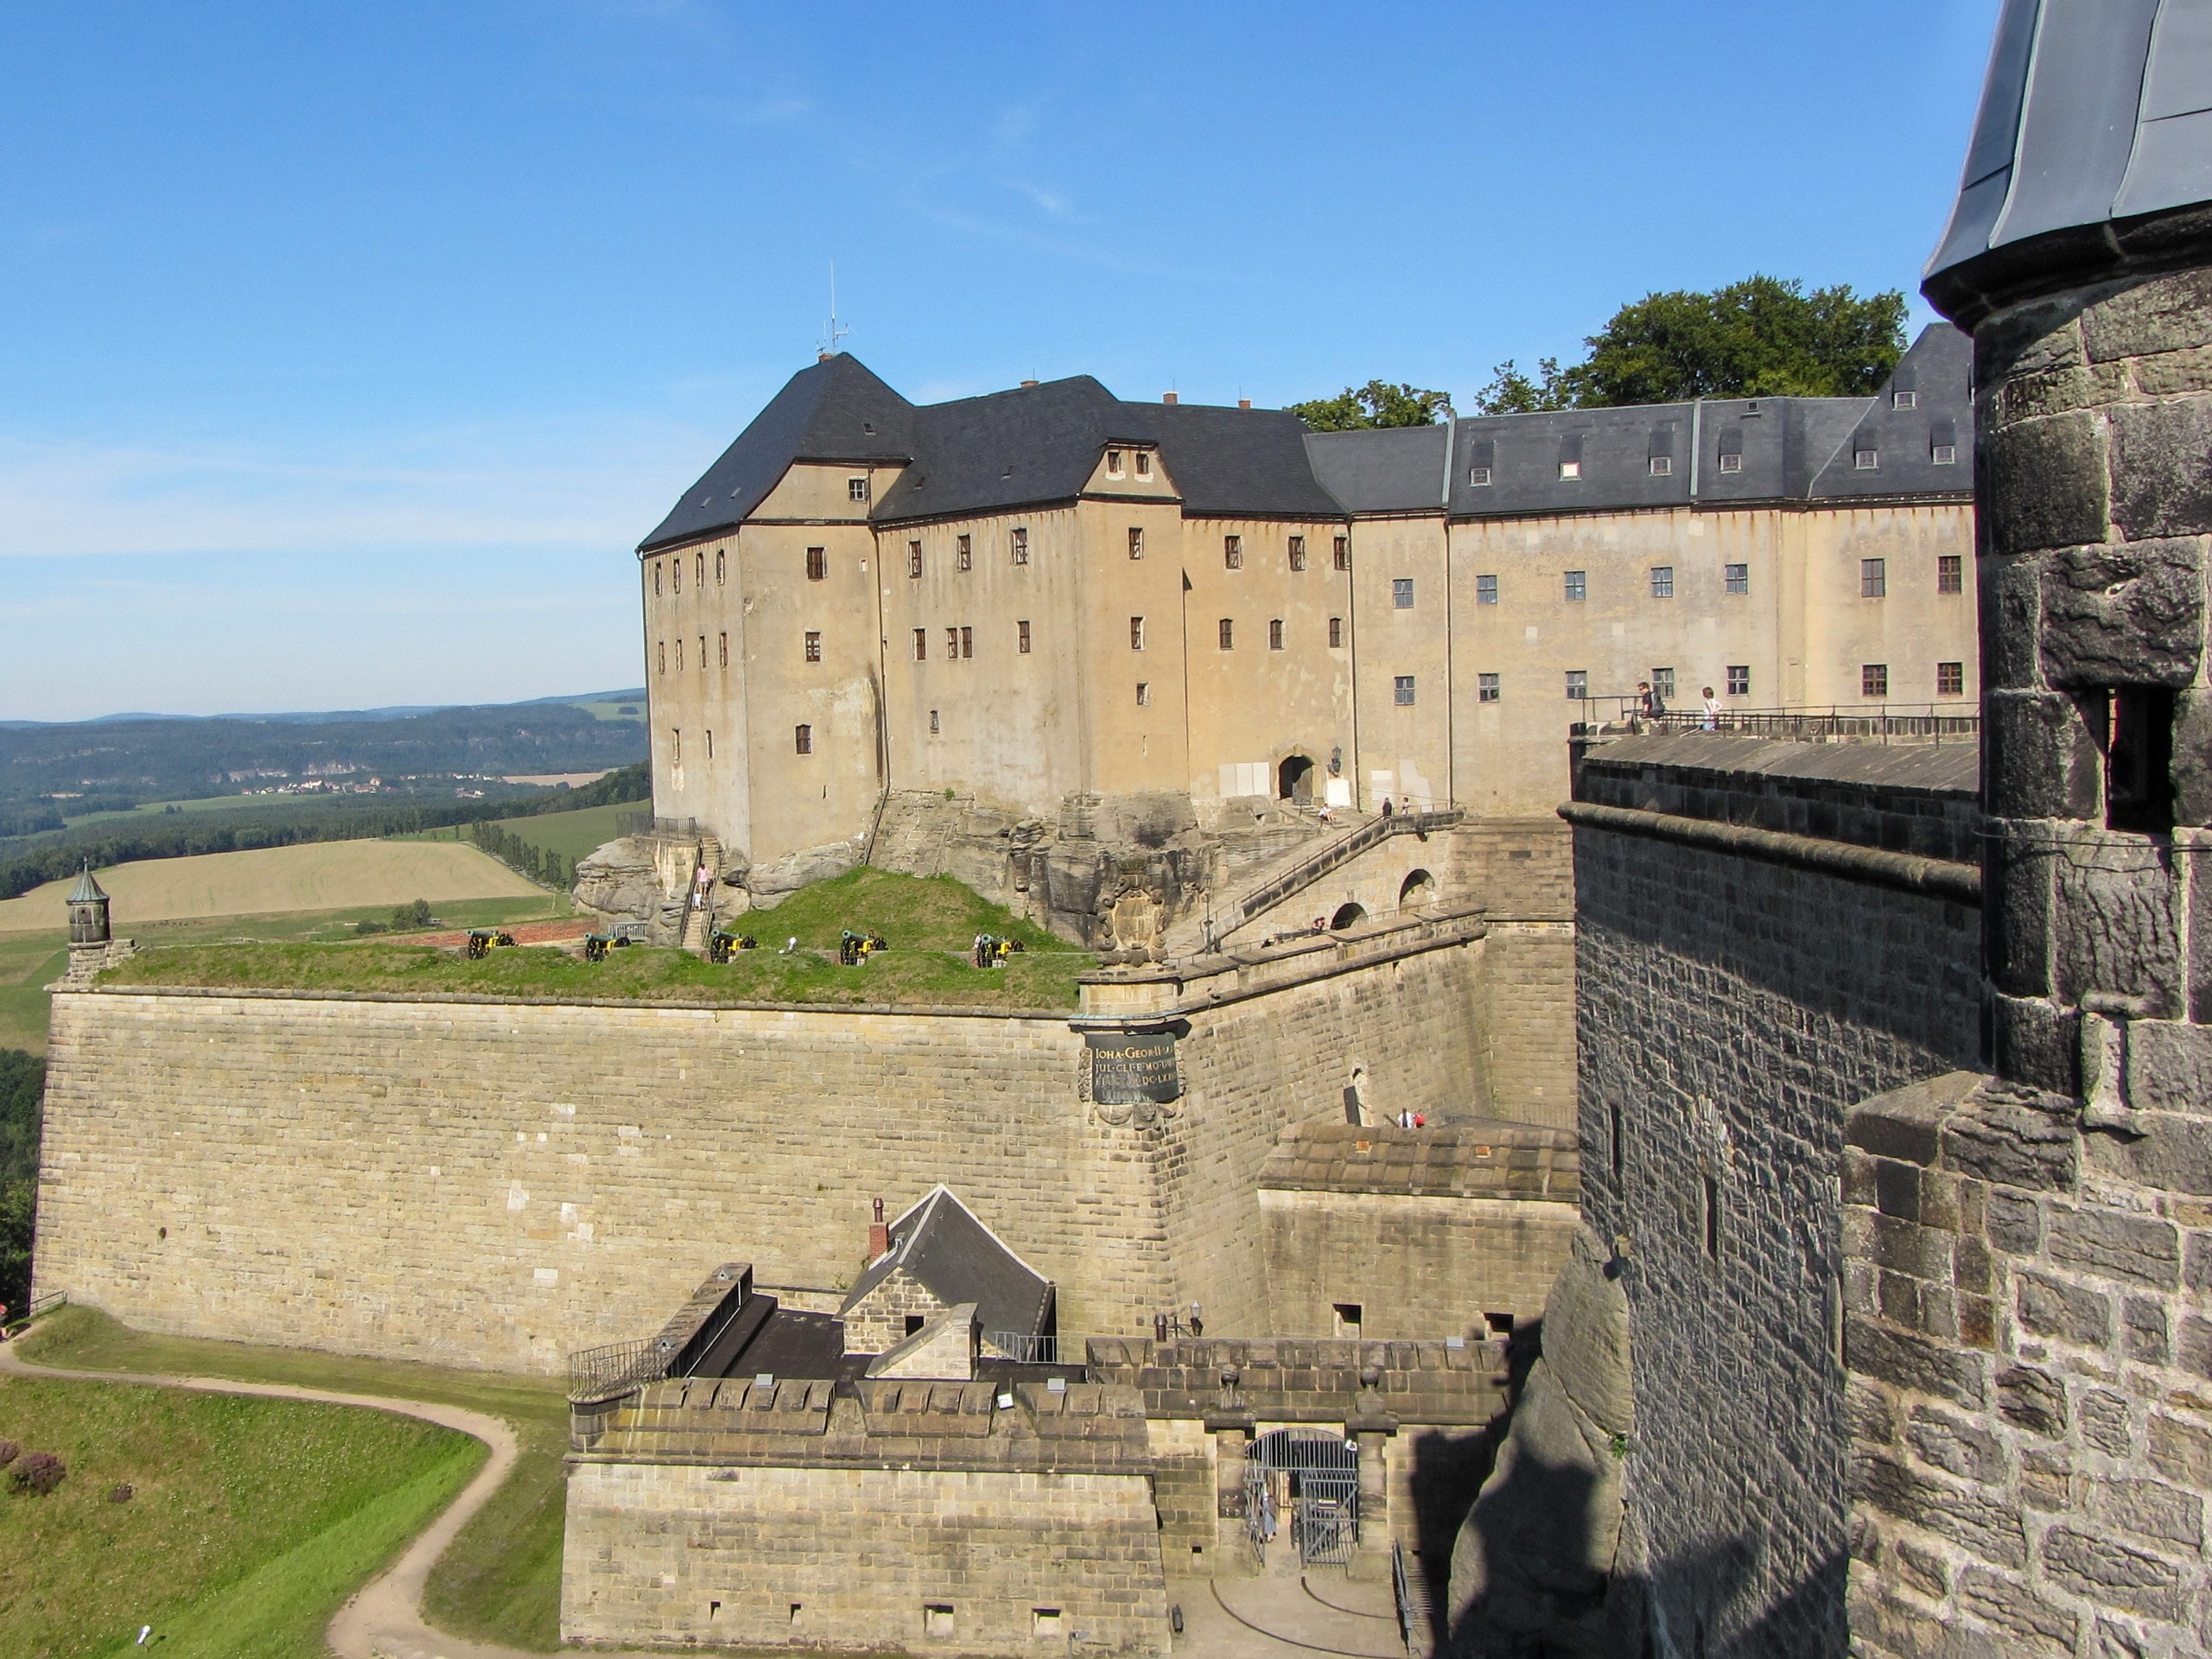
left=394, top=799, right=635, bottom=866
left=0, top=1342, right=485, bottom=1659
left=19, top=1305, right=571, bottom=1652
left=99, top=868, right=1096, bottom=1010
left=0, top=935, right=68, bottom=1055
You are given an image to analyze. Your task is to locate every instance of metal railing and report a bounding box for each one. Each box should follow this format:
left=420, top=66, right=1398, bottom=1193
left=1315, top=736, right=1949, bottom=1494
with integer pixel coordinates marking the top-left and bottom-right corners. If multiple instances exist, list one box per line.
left=1575, top=701, right=1979, bottom=745
left=4, top=1290, right=66, bottom=1334
left=986, top=1331, right=1062, bottom=1363
left=1392, top=1539, right=1418, bottom=1656
left=568, top=1337, right=677, bottom=1406
left=615, top=813, right=699, bottom=837
left=1220, top=809, right=1463, bottom=944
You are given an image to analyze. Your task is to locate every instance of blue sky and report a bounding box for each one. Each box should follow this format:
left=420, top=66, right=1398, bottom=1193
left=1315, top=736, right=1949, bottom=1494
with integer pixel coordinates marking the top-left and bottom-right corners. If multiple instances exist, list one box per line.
left=2, top=0, right=2004, bottom=721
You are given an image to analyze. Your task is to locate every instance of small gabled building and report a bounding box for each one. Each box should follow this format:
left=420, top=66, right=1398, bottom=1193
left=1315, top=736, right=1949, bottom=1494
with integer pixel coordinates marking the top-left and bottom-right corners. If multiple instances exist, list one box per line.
left=840, top=1185, right=1056, bottom=1360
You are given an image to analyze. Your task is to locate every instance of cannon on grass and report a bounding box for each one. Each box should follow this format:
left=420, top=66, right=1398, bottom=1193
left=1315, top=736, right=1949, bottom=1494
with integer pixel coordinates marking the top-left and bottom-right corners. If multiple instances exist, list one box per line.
left=708, top=931, right=759, bottom=963
left=467, top=930, right=517, bottom=960
left=837, top=930, right=889, bottom=966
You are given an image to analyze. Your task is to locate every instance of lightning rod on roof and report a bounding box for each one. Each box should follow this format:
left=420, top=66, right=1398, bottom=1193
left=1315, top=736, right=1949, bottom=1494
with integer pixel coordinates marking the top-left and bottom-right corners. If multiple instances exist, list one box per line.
left=817, top=263, right=851, bottom=360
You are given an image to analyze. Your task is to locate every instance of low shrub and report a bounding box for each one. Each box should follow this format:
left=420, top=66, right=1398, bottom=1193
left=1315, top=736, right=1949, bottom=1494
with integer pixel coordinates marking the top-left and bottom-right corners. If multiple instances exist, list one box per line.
left=0, top=1438, right=17, bottom=1467
left=12, top=1450, right=64, bottom=1494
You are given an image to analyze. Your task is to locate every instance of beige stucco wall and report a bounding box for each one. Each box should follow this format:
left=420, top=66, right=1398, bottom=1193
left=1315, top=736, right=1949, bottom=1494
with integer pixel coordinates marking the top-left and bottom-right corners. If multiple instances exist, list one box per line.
left=1351, top=514, right=1453, bottom=811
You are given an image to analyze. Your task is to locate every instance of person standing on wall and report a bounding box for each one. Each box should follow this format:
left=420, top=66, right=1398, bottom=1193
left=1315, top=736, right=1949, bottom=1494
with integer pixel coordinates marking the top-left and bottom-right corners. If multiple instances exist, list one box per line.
left=1701, top=685, right=1722, bottom=732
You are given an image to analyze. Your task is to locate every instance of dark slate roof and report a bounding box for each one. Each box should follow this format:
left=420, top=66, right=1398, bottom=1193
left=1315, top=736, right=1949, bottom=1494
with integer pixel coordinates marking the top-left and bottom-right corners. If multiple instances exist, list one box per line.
left=1134, top=400, right=1345, bottom=518
left=1926, top=0, right=2212, bottom=319
left=1580, top=732, right=1982, bottom=795
left=873, top=376, right=1126, bottom=523
left=1302, top=423, right=1448, bottom=513
left=838, top=1185, right=1053, bottom=1341
left=1300, top=326, right=1971, bottom=518
left=67, top=867, right=106, bottom=903
left=639, top=355, right=916, bottom=551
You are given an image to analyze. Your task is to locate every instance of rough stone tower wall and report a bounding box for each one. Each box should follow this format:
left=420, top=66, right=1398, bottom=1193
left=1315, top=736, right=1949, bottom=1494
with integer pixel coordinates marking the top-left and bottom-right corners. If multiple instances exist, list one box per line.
left=1844, top=262, right=2212, bottom=1659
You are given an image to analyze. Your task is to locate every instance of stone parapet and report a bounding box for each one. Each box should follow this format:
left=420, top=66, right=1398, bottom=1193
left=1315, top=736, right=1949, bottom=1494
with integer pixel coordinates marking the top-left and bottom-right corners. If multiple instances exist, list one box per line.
left=1259, top=1118, right=1578, bottom=1202
left=1084, top=1335, right=1509, bottom=1427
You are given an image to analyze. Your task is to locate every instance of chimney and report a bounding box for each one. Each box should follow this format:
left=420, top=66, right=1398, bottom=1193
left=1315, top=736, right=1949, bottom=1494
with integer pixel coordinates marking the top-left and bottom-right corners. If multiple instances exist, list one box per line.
left=1238, top=398, right=1251, bottom=410
left=817, top=351, right=831, bottom=363
left=1162, top=391, right=1178, bottom=405
left=868, top=1198, right=889, bottom=1259
left=1020, top=379, right=1039, bottom=388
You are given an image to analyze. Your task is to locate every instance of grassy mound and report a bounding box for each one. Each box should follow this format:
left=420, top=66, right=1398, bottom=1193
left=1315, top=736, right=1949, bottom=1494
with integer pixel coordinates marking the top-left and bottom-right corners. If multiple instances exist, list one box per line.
left=20, top=1305, right=570, bottom=1652
left=100, top=868, right=1096, bottom=1010
left=0, top=1319, right=485, bottom=1659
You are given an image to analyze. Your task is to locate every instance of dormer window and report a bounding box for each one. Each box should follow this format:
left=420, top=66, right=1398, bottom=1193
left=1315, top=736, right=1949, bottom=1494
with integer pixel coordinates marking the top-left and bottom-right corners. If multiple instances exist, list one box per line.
left=1854, top=448, right=1879, bottom=470
left=1930, top=418, right=1958, bottom=466
left=1557, top=433, right=1583, bottom=481
left=1135, top=451, right=1152, bottom=480
left=1893, top=390, right=1917, bottom=409
left=1107, top=449, right=1124, bottom=478
left=1469, top=466, right=1493, bottom=486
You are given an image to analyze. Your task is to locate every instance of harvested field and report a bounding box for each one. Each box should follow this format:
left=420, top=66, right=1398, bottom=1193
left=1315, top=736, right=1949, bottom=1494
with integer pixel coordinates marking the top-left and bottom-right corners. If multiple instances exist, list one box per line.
left=0, top=841, right=541, bottom=934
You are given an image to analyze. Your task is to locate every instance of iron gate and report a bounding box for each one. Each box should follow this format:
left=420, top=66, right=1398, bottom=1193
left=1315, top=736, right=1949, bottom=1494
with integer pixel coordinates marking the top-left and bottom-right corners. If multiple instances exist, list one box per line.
left=1248, top=1429, right=1359, bottom=1567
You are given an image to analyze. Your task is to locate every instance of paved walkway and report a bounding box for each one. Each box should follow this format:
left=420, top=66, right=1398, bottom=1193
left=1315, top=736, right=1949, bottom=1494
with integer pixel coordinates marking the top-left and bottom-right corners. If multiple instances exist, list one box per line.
left=0, top=1339, right=1403, bottom=1657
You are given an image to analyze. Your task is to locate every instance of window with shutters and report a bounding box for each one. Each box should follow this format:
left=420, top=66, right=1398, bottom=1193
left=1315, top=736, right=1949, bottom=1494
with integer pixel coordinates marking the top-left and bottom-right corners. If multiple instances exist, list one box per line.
left=961, top=626, right=973, bottom=659
left=1648, top=427, right=1674, bottom=477
left=1863, top=664, right=1889, bottom=698
left=1012, top=527, right=1029, bottom=565
left=1224, top=535, right=1242, bottom=569
left=907, top=541, right=923, bottom=579
left=913, top=628, right=926, bottom=661
left=1218, top=618, right=1234, bottom=650
left=804, top=632, right=821, bottom=663
left=1130, top=617, right=1144, bottom=651
left=1018, top=620, right=1031, bottom=653
left=1135, top=450, right=1152, bottom=479
left=957, top=533, right=972, bottom=570
left=1107, top=448, right=1124, bottom=477
left=806, top=546, right=827, bottom=581
left=1937, top=661, right=1965, bottom=696
left=1939, top=555, right=1963, bottom=594
left=946, top=626, right=959, bottom=659
left=1328, top=616, right=1344, bottom=648
left=1128, top=526, right=1143, bottom=559
left=1288, top=535, right=1306, bottom=571
left=795, top=724, right=812, bottom=754
left=1135, top=682, right=1149, bottom=706
left=1333, top=536, right=1351, bottom=570
left=1268, top=619, right=1284, bottom=650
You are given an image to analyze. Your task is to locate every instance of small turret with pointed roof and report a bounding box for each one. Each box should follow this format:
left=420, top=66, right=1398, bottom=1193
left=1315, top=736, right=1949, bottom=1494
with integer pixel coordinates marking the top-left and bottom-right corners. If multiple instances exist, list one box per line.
left=67, top=863, right=109, bottom=946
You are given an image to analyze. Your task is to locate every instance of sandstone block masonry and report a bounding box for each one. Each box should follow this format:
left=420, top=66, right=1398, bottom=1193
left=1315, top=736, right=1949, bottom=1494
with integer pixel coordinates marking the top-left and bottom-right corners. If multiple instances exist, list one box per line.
left=1846, top=1072, right=2212, bottom=1658
left=1562, top=735, right=1982, bottom=1657
left=35, top=912, right=1533, bottom=1373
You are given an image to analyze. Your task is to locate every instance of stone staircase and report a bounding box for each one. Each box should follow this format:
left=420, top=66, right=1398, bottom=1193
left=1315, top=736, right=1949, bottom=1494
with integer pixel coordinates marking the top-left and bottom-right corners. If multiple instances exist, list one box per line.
left=1163, top=809, right=1463, bottom=956
left=676, top=834, right=722, bottom=952
left=868, top=790, right=963, bottom=877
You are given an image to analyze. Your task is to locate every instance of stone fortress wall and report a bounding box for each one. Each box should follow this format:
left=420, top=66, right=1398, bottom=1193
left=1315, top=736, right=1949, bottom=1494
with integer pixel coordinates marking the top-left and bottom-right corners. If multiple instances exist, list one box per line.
left=35, top=906, right=1576, bottom=1375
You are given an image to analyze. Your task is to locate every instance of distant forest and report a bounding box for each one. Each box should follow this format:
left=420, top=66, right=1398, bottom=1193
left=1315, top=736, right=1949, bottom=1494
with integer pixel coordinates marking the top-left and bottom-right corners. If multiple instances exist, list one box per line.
left=0, top=699, right=646, bottom=826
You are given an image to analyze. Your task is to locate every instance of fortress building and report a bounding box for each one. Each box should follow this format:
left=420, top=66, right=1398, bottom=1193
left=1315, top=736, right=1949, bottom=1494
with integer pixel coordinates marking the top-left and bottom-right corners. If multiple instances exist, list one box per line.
left=635, top=331, right=1980, bottom=881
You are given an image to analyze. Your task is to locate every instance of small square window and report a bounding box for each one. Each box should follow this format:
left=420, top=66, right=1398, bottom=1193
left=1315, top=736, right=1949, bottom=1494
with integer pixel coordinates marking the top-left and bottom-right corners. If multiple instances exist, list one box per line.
left=1288, top=535, right=1307, bottom=571
left=1893, top=389, right=1917, bottom=409
left=1394, top=675, right=1415, bottom=706
left=1932, top=443, right=1958, bottom=466
left=1477, top=574, right=1498, bottom=605
left=907, top=540, right=923, bottom=579
left=1268, top=619, right=1285, bottom=650
left=1129, top=617, right=1145, bottom=651
left=848, top=476, right=868, bottom=502
left=1018, top=620, right=1031, bottom=654
left=804, top=631, right=821, bottom=663
left=1033, top=1611, right=1064, bottom=1637
left=913, top=628, right=926, bottom=661
left=1478, top=672, right=1500, bottom=703
left=1649, top=455, right=1672, bottom=476
left=1649, top=566, right=1675, bottom=599
left=1392, top=577, right=1414, bottom=609
left=1652, top=668, right=1675, bottom=703
left=806, top=546, right=827, bottom=582
left=1332, top=1302, right=1363, bottom=1336
left=1106, top=448, right=1123, bottom=477
left=1135, top=681, right=1149, bottom=706
left=1564, top=570, right=1586, bottom=602
left=1566, top=670, right=1587, bottom=701
left=1559, top=460, right=1581, bottom=480
left=1725, top=563, right=1749, bottom=594
left=1128, top=526, right=1143, bottom=560
left=957, top=534, right=972, bottom=571
left=1938, top=554, right=1963, bottom=594
left=1468, top=465, right=1493, bottom=486
left=1726, top=664, right=1750, bottom=697
left=1218, top=617, right=1234, bottom=650
left=1333, top=536, right=1351, bottom=571
left=1863, top=664, right=1889, bottom=698
left=1861, top=558, right=1886, bottom=598
left=1135, top=451, right=1152, bottom=479
left=794, top=724, right=812, bottom=754
left=925, top=1606, right=955, bottom=1637
left=1327, top=616, right=1344, bottom=648
left=1224, top=534, right=1243, bottom=569
left=1937, top=661, right=1965, bottom=697
left=1854, top=448, right=1878, bottom=470
left=1718, top=452, right=1743, bottom=474
left=1011, top=526, right=1030, bottom=565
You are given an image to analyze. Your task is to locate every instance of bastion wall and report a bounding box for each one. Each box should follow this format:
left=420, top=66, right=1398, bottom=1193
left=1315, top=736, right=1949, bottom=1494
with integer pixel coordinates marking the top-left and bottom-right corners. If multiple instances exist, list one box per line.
left=34, top=910, right=1570, bottom=1374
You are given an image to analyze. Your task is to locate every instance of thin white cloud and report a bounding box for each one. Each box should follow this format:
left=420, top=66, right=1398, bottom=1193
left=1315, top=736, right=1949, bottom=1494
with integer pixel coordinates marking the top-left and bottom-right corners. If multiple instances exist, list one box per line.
left=1001, top=180, right=1077, bottom=219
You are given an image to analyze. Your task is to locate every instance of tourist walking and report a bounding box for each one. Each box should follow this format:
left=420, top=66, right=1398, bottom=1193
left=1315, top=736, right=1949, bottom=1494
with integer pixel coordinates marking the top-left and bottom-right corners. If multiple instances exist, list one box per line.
left=1701, top=685, right=1722, bottom=731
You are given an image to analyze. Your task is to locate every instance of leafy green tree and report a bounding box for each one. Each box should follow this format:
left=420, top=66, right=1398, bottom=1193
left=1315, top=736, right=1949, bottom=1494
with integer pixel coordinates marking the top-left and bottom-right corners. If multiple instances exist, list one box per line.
left=0, top=1049, right=44, bottom=1313
left=1289, top=380, right=1452, bottom=431
left=0, top=1177, right=33, bottom=1313
left=1473, top=276, right=1908, bottom=413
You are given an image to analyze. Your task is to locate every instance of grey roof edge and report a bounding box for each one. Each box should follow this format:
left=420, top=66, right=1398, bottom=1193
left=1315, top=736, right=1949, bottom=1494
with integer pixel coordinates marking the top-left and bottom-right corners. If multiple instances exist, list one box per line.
left=1924, top=0, right=2212, bottom=328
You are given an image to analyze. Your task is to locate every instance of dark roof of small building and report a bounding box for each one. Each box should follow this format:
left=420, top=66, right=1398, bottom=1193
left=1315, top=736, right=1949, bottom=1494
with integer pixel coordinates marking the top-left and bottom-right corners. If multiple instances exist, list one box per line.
left=67, top=868, right=107, bottom=904
left=1926, top=0, right=2212, bottom=306
left=839, top=1186, right=1053, bottom=1341
left=1580, top=732, right=1982, bottom=796
left=1302, top=423, right=1448, bottom=514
